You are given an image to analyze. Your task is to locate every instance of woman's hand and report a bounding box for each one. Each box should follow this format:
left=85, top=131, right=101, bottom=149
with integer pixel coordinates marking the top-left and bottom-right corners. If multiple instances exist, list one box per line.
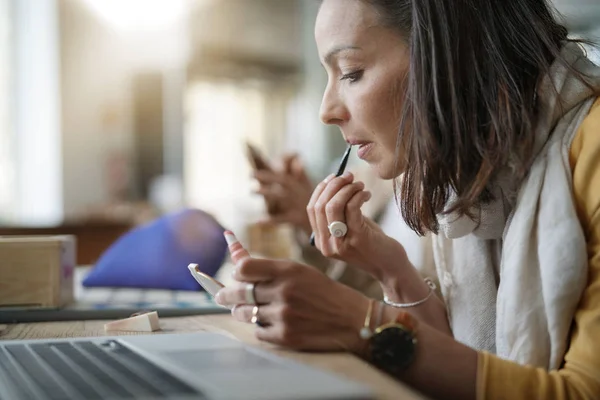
left=307, top=171, right=411, bottom=281
left=254, top=154, right=314, bottom=235
left=215, top=257, right=370, bottom=353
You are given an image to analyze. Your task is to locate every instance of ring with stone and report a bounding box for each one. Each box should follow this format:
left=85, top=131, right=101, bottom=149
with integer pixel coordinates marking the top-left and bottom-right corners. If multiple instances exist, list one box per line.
left=328, top=221, right=348, bottom=238
left=245, top=283, right=257, bottom=305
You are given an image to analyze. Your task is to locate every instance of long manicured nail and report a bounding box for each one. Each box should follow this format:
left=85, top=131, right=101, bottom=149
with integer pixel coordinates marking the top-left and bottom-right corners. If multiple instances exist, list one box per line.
left=224, top=230, right=250, bottom=263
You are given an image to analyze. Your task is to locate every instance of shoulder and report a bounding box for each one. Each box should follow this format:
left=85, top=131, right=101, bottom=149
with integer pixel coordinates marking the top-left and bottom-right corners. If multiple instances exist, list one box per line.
left=569, top=97, right=600, bottom=169
left=569, top=97, right=600, bottom=235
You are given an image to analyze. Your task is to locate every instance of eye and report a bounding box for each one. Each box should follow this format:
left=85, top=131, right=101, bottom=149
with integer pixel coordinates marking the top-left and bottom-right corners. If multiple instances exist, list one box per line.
left=340, top=70, right=363, bottom=83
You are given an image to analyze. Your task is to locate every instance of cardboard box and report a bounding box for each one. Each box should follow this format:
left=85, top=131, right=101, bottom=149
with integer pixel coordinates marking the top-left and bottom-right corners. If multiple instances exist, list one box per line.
left=246, top=222, right=294, bottom=259
left=0, top=235, right=76, bottom=308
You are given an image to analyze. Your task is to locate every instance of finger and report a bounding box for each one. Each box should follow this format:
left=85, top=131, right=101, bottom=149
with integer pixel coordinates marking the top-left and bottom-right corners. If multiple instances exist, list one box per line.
left=254, top=170, right=292, bottom=187
left=231, top=304, right=277, bottom=325
left=215, top=280, right=278, bottom=307
left=214, top=282, right=248, bottom=306
left=231, top=304, right=259, bottom=324
left=233, top=304, right=332, bottom=332
left=290, top=156, right=309, bottom=180
left=306, top=174, right=334, bottom=241
left=254, top=187, right=286, bottom=207
left=253, top=188, right=286, bottom=218
left=294, top=170, right=312, bottom=191
left=254, top=186, right=280, bottom=197
left=233, top=257, right=290, bottom=282
left=324, top=181, right=365, bottom=227
left=281, top=153, right=297, bottom=174
left=345, top=190, right=372, bottom=229
left=313, top=173, right=355, bottom=249
left=224, top=231, right=250, bottom=263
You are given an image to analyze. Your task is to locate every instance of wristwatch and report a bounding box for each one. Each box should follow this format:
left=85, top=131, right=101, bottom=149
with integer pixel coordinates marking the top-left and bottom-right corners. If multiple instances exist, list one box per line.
left=369, top=311, right=418, bottom=375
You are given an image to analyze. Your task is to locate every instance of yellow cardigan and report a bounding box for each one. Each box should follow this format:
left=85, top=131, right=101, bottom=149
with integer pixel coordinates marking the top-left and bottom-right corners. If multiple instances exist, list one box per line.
left=477, top=98, right=600, bottom=399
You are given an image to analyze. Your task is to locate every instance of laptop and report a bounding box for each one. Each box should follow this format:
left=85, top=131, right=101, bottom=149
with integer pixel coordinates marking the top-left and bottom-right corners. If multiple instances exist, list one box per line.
left=0, top=332, right=374, bottom=400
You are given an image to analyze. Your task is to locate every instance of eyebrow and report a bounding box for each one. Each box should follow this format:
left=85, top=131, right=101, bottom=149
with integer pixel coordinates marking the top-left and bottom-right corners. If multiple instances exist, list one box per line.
left=323, top=45, right=362, bottom=65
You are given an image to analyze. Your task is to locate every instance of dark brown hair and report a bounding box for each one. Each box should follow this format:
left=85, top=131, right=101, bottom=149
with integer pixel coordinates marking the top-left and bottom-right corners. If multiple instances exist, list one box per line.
left=363, top=0, right=597, bottom=235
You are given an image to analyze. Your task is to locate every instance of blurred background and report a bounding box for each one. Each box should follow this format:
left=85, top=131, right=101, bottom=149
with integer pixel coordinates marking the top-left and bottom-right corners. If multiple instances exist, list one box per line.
left=0, top=0, right=598, bottom=264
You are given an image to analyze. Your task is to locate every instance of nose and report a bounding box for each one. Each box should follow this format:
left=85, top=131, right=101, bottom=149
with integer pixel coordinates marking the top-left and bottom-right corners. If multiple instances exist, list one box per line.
left=319, top=82, right=348, bottom=126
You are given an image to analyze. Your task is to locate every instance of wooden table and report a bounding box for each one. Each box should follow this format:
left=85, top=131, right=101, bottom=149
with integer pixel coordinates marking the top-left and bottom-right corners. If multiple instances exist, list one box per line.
left=0, top=314, right=425, bottom=400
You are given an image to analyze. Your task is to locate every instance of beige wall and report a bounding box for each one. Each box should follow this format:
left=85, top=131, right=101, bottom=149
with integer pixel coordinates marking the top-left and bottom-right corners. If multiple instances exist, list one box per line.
left=0, top=0, right=14, bottom=222
left=58, top=0, right=319, bottom=217
left=59, top=0, right=190, bottom=216
left=190, top=0, right=301, bottom=64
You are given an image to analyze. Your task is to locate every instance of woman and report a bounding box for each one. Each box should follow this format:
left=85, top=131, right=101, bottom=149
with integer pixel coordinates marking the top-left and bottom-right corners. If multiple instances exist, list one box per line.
left=216, top=0, right=600, bottom=398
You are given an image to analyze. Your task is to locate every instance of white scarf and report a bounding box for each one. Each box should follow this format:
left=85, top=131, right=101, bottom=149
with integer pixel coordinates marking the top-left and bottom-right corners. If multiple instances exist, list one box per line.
left=432, top=43, right=600, bottom=369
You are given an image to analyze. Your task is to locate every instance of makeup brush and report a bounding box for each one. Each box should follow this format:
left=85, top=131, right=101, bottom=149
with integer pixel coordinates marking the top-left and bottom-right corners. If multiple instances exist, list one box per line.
left=310, top=144, right=353, bottom=246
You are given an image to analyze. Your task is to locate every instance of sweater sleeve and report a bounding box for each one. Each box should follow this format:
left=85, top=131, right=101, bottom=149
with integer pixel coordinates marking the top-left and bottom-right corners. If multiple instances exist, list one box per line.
left=476, top=98, right=600, bottom=400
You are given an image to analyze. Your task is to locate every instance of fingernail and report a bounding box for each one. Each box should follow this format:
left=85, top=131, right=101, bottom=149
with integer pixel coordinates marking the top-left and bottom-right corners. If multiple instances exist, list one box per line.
left=224, top=231, right=239, bottom=246
left=323, top=174, right=334, bottom=183
left=214, top=291, right=222, bottom=304
left=342, top=171, right=352, bottom=178
left=224, top=230, right=250, bottom=263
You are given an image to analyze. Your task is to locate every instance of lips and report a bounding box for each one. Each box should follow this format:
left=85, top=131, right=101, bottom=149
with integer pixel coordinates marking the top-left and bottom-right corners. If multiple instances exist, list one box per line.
left=345, top=138, right=374, bottom=160
left=345, top=138, right=371, bottom=147
left=356, top=143, right=374, bottom=159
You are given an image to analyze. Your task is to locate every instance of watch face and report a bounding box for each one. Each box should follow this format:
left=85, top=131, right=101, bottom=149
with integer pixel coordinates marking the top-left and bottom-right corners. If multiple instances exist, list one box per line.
left=371, top=325, right=416, bottom=375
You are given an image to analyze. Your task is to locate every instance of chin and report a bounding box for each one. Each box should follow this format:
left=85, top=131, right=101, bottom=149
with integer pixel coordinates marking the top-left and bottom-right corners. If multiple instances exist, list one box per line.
left=371, top=162, right=397, bottom=180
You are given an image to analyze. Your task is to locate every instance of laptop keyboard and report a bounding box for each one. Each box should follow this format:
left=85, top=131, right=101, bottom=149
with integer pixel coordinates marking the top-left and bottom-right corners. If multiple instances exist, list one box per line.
left=0, top=340, right=205, bottom=400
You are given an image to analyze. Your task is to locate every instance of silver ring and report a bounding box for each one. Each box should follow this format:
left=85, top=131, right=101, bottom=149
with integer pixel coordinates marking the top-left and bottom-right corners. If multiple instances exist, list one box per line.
left=328, top=221, right=348, bottom=238
left=250, top=305, right=265, bottom=327
left=245, top=283, right=257, bottom=305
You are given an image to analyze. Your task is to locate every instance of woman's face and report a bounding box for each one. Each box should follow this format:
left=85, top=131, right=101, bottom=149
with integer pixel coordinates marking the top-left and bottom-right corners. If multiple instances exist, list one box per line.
left=315, top=0, right=410, bottom=180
